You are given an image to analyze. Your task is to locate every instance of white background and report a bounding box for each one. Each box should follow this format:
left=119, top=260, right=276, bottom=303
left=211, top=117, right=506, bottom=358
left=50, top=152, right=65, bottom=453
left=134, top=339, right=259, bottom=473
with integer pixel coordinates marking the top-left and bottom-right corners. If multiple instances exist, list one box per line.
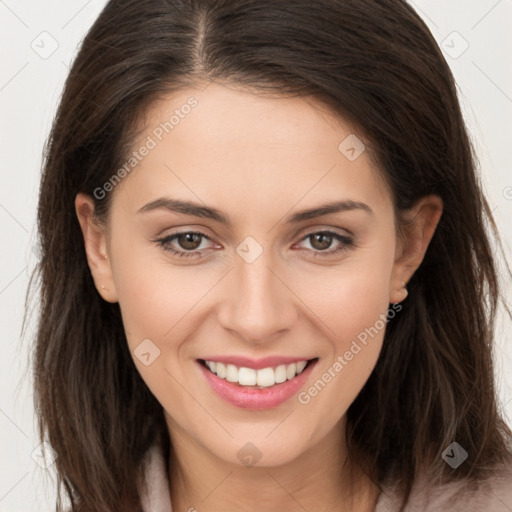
left=1, top=1, right=511, bottom=510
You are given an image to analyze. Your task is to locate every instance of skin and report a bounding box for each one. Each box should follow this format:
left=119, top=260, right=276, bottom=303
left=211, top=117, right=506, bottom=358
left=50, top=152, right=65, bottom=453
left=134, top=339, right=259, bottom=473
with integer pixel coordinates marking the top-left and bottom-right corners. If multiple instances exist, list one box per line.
left=76, top=82, right=443, bottom=511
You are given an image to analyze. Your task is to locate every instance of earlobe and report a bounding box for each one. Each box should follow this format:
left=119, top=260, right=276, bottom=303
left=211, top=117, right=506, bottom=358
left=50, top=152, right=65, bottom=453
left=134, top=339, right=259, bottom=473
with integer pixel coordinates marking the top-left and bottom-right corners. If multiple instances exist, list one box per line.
left=75, top=193, right=118, bottom=303
left=389, top=194, right=443, bottom=304
left=390, top=279, right=409, bottom=305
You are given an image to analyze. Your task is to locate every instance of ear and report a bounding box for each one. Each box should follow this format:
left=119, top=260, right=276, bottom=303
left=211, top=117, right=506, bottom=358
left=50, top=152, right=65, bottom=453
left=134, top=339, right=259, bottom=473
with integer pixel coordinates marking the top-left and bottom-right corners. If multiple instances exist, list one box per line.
left=389, top=194, right=443, bottom=304
left=75, top=193, right=118, bottom=303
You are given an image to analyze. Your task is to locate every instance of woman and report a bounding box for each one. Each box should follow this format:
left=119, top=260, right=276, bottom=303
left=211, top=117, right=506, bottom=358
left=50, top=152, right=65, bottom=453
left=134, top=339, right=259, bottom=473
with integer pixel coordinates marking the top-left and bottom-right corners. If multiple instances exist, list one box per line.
left=30, top=0, right=512, bottom=510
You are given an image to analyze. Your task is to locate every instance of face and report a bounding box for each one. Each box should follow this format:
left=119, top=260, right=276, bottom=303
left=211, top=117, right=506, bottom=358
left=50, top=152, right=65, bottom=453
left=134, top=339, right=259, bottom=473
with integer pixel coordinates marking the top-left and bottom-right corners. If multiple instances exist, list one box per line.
left=76, top=82, right=441, bottom=469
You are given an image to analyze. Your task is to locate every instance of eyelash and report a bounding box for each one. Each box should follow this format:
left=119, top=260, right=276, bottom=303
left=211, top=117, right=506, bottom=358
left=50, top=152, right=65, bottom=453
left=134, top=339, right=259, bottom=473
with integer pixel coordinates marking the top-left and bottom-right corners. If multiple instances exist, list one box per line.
left=153, top=229, right=355, bottom=260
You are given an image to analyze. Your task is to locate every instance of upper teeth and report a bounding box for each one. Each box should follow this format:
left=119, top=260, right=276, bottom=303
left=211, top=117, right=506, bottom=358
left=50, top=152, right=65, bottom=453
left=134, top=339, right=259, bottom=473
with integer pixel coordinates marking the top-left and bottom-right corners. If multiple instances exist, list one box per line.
left=205, top=360, right=309, bottom=388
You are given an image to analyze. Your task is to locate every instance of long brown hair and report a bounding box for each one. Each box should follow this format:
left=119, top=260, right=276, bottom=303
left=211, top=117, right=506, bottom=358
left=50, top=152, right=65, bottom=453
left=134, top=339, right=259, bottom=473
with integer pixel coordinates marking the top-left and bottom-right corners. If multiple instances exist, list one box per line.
left=27, top=0, right=512, bottom=510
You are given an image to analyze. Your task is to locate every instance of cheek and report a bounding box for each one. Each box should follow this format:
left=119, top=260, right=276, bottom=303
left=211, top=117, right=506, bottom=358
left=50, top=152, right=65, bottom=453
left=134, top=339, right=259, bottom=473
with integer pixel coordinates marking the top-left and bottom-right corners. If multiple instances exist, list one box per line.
left=291, top=240, right=395, bottom=417
left=109, top=242, right=211, bottom=418
left=110, top=236, right=211, bottom=345
left=295, top=246, right=394, bottom=348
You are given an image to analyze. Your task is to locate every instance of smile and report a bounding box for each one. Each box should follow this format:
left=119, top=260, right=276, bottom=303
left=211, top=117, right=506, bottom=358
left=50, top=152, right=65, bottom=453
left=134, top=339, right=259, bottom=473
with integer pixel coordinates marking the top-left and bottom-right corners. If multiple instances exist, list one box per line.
left=197, top=357, right=318, bottom=409
left=202, top=359, right=310, bottom=388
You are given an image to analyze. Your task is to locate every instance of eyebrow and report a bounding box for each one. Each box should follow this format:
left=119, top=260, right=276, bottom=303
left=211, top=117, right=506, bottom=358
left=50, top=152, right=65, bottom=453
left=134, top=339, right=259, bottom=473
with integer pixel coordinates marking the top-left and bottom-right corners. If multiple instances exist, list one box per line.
left=137, top=197, right=373, bottom=224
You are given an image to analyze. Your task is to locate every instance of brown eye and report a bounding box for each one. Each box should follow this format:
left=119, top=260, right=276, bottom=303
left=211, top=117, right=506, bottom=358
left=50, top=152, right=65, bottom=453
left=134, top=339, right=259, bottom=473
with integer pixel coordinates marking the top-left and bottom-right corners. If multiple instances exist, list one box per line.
left=176, top=232, right=203, bottom=250
left=309, top=233, right=334, bottom=251
left=154, top=231, right=215, bottom=259
left=295, top=230, right=355, bottom=258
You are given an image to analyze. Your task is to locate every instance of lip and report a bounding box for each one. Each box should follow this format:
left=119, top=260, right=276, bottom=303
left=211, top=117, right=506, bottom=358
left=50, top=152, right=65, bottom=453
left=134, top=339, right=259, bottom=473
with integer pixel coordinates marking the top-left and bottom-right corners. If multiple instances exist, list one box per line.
left=197, top=358, right=318, bottom=410
left=199, top=355, right=313, bottom=370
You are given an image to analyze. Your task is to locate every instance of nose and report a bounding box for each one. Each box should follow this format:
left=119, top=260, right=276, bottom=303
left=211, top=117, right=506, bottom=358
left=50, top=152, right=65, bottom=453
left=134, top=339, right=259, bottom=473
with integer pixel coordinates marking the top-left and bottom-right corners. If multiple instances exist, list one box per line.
left=217, top=249, right=298, bottom=345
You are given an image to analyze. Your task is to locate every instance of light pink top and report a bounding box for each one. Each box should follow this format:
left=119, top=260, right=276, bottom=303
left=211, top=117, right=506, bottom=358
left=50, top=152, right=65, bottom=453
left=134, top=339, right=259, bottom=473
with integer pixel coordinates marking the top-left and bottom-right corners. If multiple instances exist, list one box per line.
left=139, top=442, right=512, bottom=511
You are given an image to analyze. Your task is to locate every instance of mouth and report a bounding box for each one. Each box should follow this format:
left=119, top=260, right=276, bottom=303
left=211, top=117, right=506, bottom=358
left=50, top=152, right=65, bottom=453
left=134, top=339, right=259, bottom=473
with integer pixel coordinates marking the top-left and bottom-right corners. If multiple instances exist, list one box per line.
left=197, top=357, right=318, bottom=409
left=198, top=358, right=318, bottom=389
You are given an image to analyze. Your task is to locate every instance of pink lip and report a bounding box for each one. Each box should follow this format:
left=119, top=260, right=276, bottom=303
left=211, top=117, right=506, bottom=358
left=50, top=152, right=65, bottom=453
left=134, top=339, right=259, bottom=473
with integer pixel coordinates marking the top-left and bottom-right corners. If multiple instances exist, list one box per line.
left=199, top=355, right=312, bottom=370
left=198, top=359, right=317, bottom=410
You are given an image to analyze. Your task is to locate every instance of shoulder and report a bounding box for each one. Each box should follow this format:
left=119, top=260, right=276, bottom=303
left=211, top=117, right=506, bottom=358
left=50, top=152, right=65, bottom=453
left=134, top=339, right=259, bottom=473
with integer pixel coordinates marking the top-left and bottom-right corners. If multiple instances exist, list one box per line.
left=375, top=461, right=512, bottom=511
left=139, top=441, right=173, bottom=512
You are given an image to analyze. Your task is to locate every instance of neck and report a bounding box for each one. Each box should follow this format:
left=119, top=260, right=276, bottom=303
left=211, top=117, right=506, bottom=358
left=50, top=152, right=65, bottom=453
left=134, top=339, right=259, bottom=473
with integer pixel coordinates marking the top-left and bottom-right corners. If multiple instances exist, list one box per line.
left=166, top=419, right=381, bottom=512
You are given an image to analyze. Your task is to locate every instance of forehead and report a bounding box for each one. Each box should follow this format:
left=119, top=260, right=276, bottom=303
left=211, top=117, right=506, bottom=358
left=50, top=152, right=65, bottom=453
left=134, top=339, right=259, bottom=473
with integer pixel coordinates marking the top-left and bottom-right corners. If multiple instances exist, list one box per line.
left=140, top=83, right=358, bottom=160
left=110, top=83, right=392, bottom=222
